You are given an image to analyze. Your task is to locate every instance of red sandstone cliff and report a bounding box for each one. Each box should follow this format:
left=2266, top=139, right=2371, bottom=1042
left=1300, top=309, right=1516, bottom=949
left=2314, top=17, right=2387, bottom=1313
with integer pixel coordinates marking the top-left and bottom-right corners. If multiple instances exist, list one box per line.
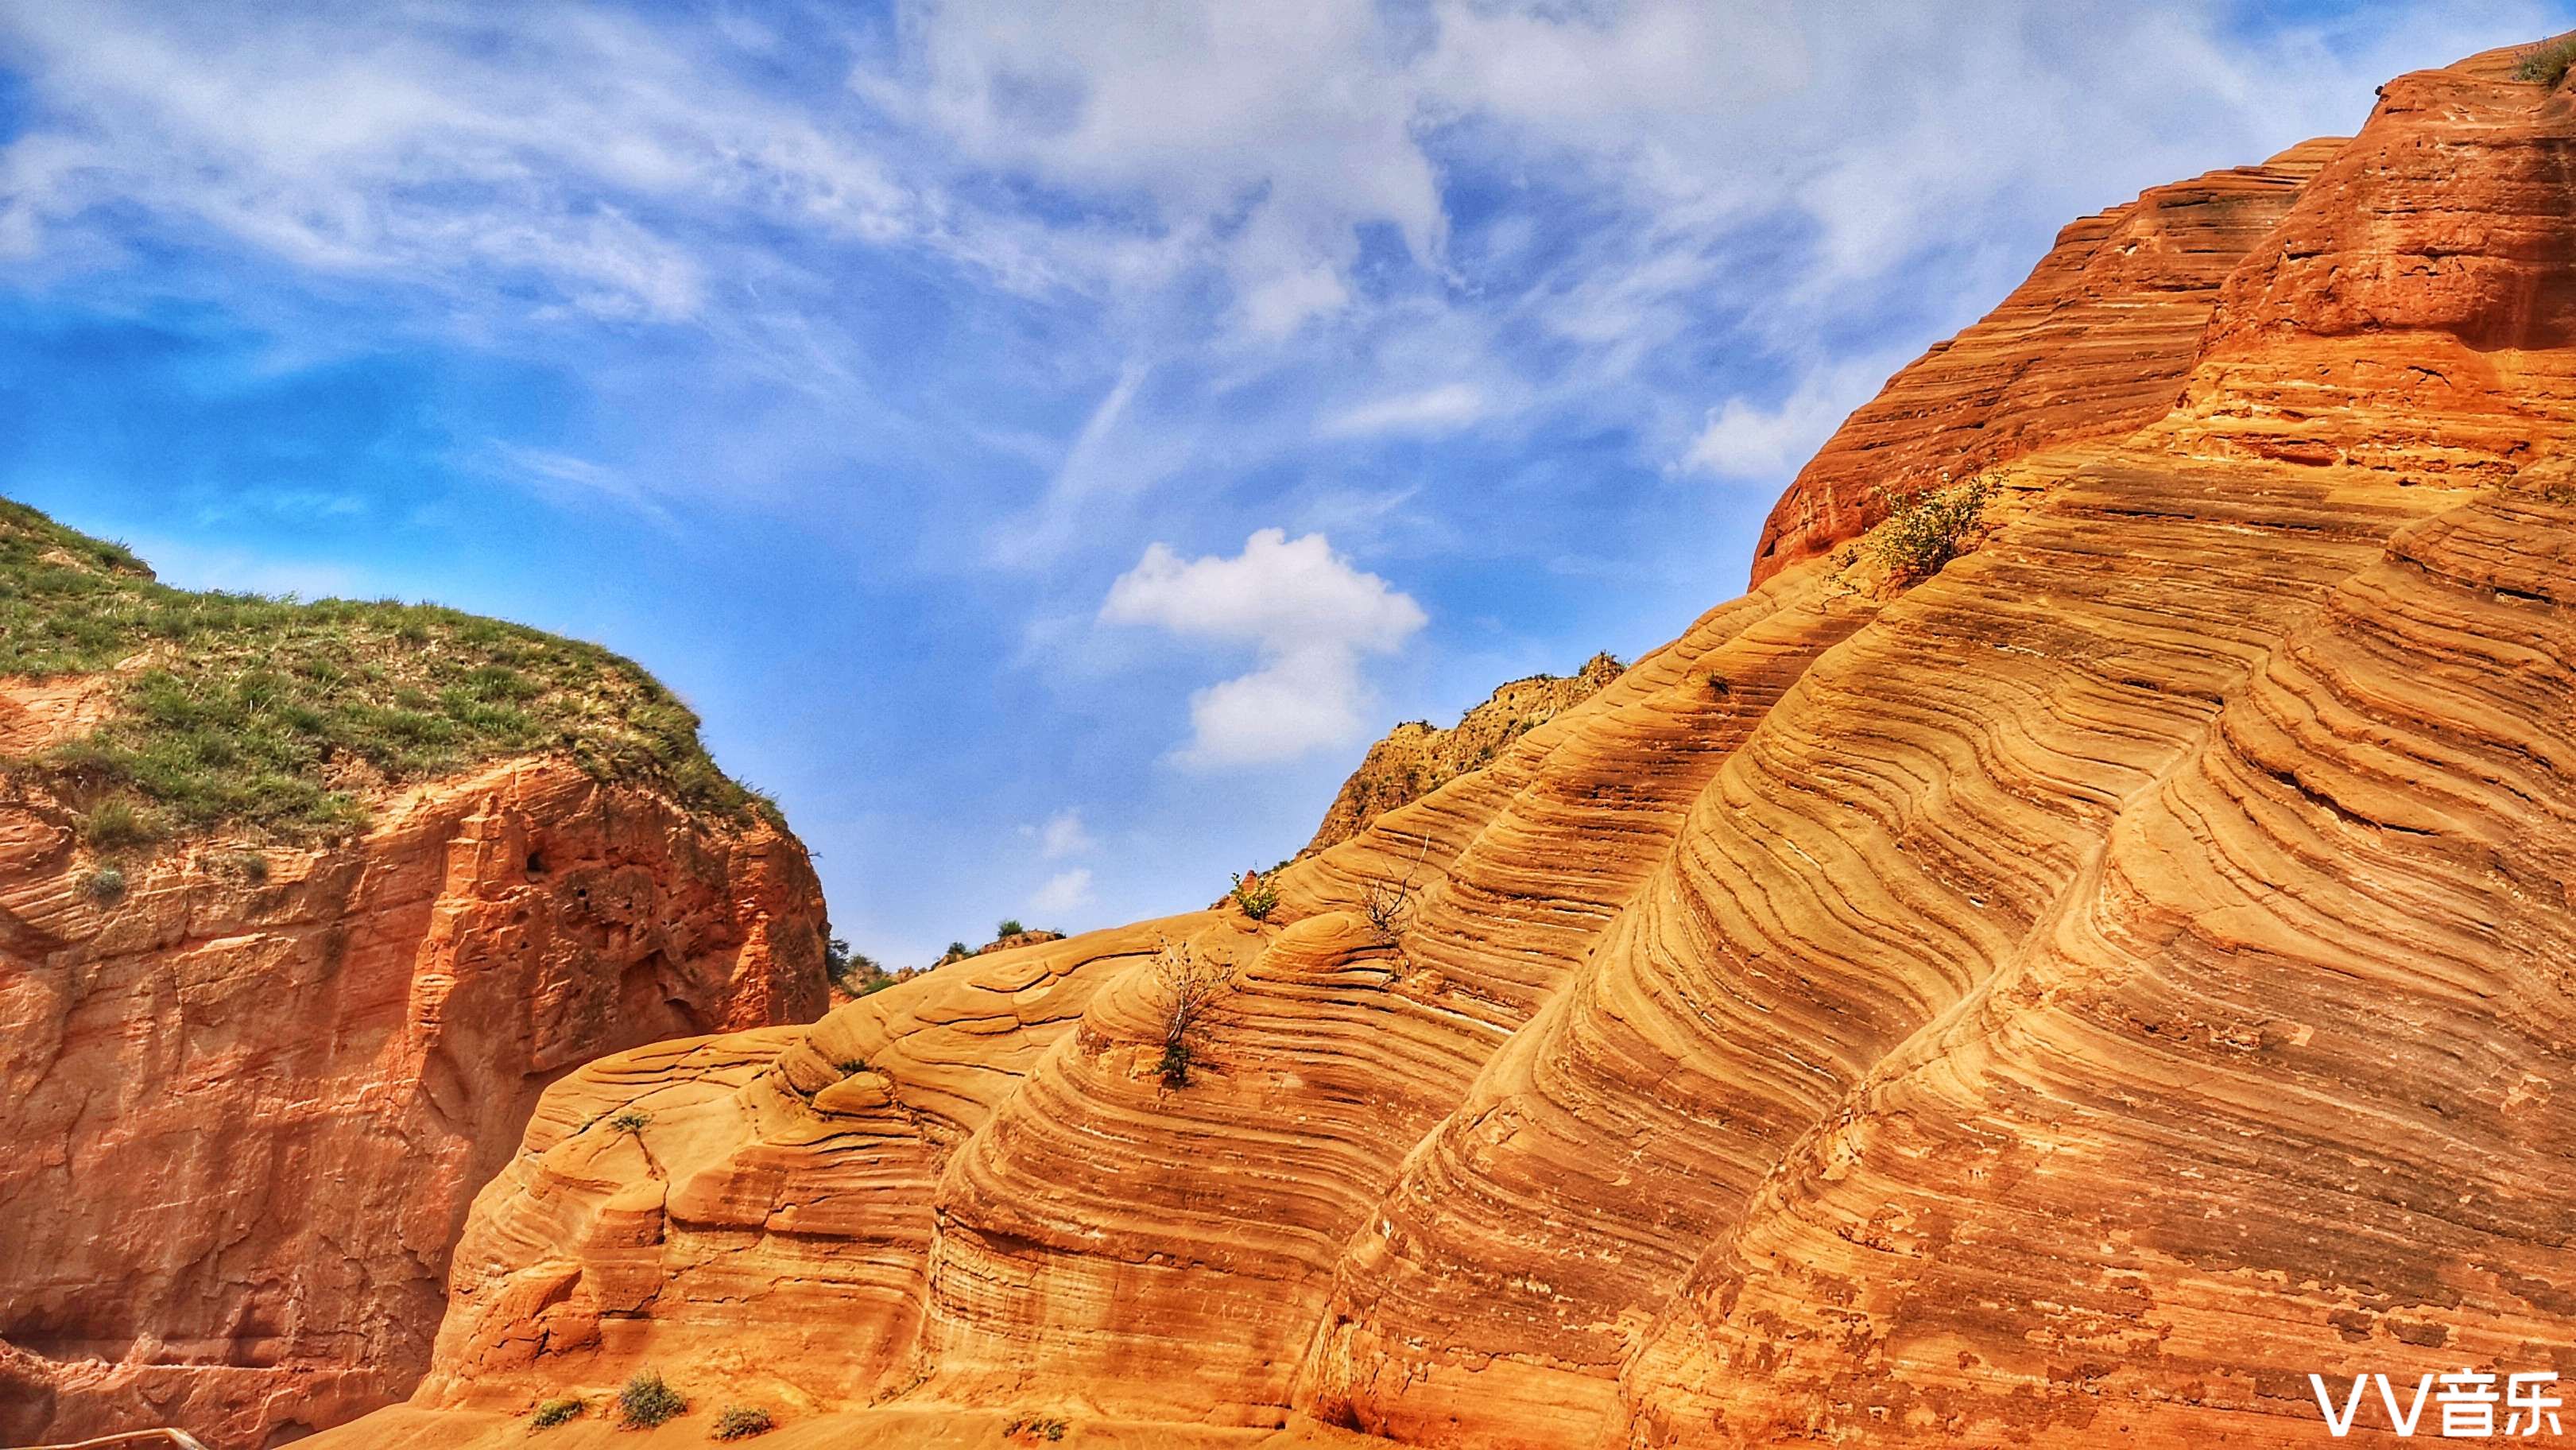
left=0, top=756, right=827, bottom=1448
left=281, top=34, right=2576, bottom=1450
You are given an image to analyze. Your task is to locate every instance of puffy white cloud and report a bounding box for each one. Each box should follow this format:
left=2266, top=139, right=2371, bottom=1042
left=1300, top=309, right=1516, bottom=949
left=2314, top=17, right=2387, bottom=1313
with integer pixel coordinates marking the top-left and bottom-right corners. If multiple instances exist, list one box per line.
left=1101, top=529, right=1425, bottom=766
left=1028, top=867, right=1094, bottom=914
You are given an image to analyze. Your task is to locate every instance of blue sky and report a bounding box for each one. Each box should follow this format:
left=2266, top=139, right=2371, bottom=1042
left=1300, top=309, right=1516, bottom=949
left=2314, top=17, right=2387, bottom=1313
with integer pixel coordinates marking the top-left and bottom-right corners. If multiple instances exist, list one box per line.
left=1, top=0, right=2563, bottom=966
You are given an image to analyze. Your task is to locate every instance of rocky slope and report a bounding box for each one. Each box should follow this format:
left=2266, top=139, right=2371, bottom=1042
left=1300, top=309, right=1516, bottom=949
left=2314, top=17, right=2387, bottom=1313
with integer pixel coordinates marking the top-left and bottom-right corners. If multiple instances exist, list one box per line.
left=304, top=36, right=2576, bottom=1450
left=1300, top=653, right=1625, bottom=856
left=0, top=525, right=831, bottom=1448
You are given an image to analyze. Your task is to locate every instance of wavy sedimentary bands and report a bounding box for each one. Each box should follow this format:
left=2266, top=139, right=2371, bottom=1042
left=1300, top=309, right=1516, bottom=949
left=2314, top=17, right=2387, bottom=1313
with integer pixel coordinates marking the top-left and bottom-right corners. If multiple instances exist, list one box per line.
left=304, top=37, right=2576, bottom=1450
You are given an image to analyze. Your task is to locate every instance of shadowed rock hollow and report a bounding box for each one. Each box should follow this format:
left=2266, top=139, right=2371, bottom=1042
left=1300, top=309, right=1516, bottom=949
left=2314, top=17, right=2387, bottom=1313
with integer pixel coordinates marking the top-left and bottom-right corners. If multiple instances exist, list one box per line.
left=270, top=35, right=2576, bottom=1450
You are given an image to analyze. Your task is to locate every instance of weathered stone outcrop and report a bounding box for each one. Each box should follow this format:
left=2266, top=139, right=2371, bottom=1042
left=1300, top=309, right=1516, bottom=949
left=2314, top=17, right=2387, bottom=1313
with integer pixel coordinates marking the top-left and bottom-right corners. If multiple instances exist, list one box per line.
left=1300, top=653, right=1625, bottom=856
left=307, top=36, right=2576, bottom=1450
left=0, top=759, right=827, bottom=1448
left=1749, top=138, right=2342, bottom=583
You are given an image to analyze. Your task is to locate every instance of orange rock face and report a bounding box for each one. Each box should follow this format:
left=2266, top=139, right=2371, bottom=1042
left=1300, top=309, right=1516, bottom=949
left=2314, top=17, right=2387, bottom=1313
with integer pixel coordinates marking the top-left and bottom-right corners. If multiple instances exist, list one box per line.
left=306, top=37, right=2576, bottom=1450
left=0, top=758, right=827, bottom=1449
left=1748, top=138, right=2342, bottom=584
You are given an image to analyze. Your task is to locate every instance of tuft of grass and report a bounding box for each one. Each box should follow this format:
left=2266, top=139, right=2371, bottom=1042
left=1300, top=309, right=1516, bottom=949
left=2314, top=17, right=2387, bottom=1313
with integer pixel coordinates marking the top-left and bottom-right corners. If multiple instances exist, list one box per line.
left=995, top=917, right=1025, bottom=938
left=0, top=497, right=773, bottom=841
left=529, top=1397, right=584, bottom=1430
left=2516, top=34, right=2576, bottom=85
left=616, top=1370, right=686, bottom=1430
left=1003, top=1415, right=1068, bottom=1442
left=1865, top=476, right=1994, bottom=583
left=79, top=863, right=127, bottom=903
left=711, top=1405, right=776, bottom=1440
left=607, top=1109, right=652, bottom=1135
left=219, top=849, right=270, bottom=885
left=79, top=797, right=160, bottom=850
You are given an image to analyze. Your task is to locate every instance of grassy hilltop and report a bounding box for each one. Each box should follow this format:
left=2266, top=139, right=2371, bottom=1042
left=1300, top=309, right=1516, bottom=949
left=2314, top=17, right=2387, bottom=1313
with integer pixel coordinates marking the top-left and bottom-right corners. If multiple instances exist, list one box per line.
left=0, top=497, right=769, bottom=846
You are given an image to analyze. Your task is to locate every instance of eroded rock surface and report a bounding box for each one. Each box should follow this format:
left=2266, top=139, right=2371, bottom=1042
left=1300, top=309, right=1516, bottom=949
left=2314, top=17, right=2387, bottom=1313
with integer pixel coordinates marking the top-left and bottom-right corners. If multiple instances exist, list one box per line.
left=0, top=759, right=827, bottom=1448
left=307, top=37, right=2576, bottom=1450
left=1300, top=652, right=1626, bottom=855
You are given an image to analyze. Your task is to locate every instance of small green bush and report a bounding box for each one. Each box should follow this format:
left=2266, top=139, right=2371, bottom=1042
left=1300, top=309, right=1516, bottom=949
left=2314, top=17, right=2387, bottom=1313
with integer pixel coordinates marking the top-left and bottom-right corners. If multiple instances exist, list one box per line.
left=1003, top=1415, right=1068, bottom=1442
left=616, top=1370, right=686, bottom=1430
left=607, top=1110, right=652, bottom=1134
left=79, top=864, right=127, bottom=903
left=220, top=849, right=271, bottom=884
left=711, top=1405, right=775, bottom=1440
left=1229, top=867, right=1278, bottom=921
left=939, top=940, right=971, bottom=965
left=529, top=1397, right=583, bottom=1430
left=1866, top=476, right=1994, bottom=583
left=2516, top=34, right=2576, bottom=85
left=80, top=797, right=159, bottom=850
left=995, top=917, right=1025, bottom=938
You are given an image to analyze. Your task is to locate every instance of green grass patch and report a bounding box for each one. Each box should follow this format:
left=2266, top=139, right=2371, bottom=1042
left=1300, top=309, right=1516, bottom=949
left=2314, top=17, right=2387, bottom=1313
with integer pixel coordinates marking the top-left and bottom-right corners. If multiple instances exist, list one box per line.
left=0, top=497, right=773, bottom=841
left=2516, top=34, right=2576, bottom=85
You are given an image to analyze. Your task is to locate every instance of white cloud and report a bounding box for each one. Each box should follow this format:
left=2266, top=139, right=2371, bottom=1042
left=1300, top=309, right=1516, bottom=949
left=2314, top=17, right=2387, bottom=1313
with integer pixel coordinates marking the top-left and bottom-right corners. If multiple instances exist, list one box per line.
left=0, top=3, right=917, bottom=320
left=1101, top=528, right=1426, bottom=766
left=1019, top=808, right=1097, bottom=859
left=1679, top=356, right=1900, bottom=482
left=2, top=0, right=2551, bottom=533
left=1322, top=383, right=1486, bottom=439
left=1028, top=867, right=1094, bottom=914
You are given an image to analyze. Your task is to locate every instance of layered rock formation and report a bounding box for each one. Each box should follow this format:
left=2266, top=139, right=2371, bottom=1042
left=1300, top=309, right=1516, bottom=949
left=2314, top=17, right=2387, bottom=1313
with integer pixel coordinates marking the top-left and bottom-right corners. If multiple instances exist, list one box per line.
left=1300, top=653, right=1625, bottom=856
left=1747, top=137, right=2343, bottom=583
left=302, top=35, right=2576, bottom=1450
left=0, top=755, right=827, bottom=1444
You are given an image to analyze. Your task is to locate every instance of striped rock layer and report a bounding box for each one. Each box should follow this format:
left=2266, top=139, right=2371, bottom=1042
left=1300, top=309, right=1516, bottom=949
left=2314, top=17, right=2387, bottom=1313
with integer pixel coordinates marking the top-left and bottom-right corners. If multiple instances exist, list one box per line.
left=321, top=40, right=2576, bottom=1450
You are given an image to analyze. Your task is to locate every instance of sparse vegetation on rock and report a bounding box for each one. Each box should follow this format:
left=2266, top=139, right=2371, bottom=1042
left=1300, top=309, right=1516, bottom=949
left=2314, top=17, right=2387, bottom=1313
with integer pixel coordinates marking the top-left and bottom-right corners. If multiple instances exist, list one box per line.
left=1003, top=1414, right=1068, bottom=1442
left=1228, top=867, right=1279, bottom=921
left=0, top=498, right=774, bottom=841
left=711, top=1404, right=775, bottom=1440
left=825, top=935, right=898, bottom=995
left=1865, top=475, right=1994, bottom=583
left=78, top=797, right=157, bottom=850
left=615, top=1370, right=685, bottom=1429
left=529, top=1397, right=583, bottom=1430
left=1362, top=873, right=1412, bottom=948
left=606, top=1110, right=651, bottom=1135
left=77, top=863, right=126, bottom=903
left=2516, top=33, right=2576, bottom=84
left=218, top=849, right=269, bottom=884
left=1302, top=652, right=1625, bottom=855
left=1149, top=937, right=1231, bottom=1088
